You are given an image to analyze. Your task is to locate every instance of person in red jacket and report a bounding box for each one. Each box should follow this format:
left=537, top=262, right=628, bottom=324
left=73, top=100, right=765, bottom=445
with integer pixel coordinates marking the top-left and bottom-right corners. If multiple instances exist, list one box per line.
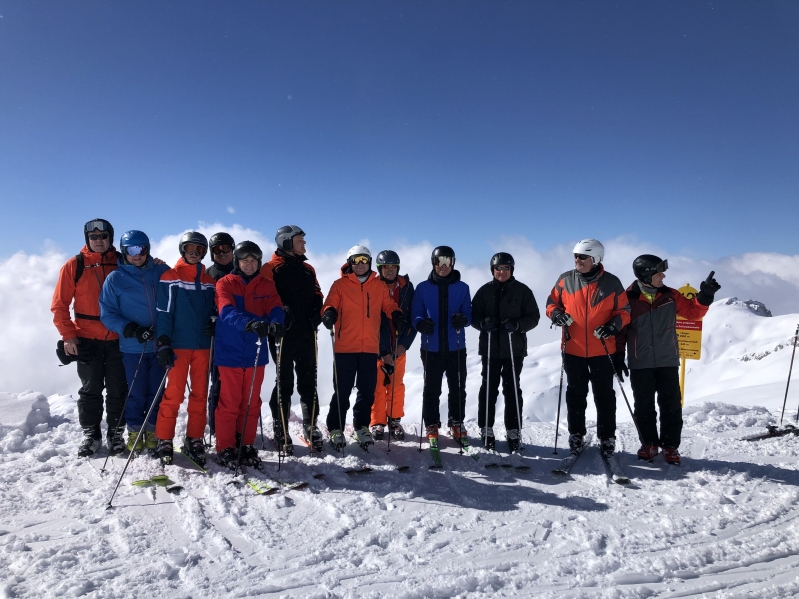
left=546, top=239, right=631, bottom=458
left=618, top=255, right=720, bottom=465
left=321, top=245, right=404, bottom=450
left=214, top=241, right=286, bottom=469
left=51, top=218, right=127, bottom=457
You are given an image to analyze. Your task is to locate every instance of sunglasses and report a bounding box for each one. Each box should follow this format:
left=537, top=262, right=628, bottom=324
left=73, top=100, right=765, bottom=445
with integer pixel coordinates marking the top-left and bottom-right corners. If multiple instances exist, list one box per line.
left=574, top=254, right=591, bottom=260
left=126, top=245, right=148, bottom=257
left=88, top=233, right=109, bottom=241
left=183, top=244, right=206, bottom=255
left=351, top=255, right=370, bottom=265
left=212, top=245, right=232, bottom=255
left=435, top=257, right=453, bottom=267
left=494, top=265, right=511, bottom=272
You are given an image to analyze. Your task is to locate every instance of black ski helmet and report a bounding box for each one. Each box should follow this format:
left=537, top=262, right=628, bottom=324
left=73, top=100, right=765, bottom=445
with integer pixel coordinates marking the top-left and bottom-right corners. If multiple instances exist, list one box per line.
left=233, top=240, right=263, bottom=273
left=431, top=246, right=455, bottom=267
left=490, top=252, right=514, bottom=274
left=209, top=232, right=235, bottom=250
left=179, top=231, right=208, bottom=258
left=275, top=225, right=305, bottom=252
left=632, top=254, right=669, bottom=285
left=84, top=218, right=114, bottom=246
left=376, top=250, right=400, bottom=267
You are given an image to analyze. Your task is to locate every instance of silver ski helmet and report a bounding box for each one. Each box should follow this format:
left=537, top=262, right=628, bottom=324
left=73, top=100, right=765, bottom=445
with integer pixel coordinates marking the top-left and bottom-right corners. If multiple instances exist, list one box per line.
left=633, top=254, right=668, bottom=285
left=84, top=218, right=114, bottom=246
left=572, top=239, right=604, bottom=265
left=179, top=231, right=208, bottom=258
left=275, top=225, right=305, bottom=252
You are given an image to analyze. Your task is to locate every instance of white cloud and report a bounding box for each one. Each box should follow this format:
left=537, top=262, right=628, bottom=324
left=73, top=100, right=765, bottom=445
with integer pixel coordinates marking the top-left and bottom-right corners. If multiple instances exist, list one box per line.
left=227, top=206, right=235, bottom=214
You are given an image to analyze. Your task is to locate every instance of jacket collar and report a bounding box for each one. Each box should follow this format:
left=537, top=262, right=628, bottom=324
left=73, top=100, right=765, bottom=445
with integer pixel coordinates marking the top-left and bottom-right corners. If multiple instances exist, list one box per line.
left=80, top=244, right=119, bottom=261
left=429, top=269, right=461, bottom=285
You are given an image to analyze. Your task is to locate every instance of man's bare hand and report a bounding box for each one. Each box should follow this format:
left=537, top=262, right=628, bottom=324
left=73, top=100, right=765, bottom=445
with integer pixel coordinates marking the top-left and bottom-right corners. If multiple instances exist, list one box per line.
left=64, top=338, right=79, bottom=356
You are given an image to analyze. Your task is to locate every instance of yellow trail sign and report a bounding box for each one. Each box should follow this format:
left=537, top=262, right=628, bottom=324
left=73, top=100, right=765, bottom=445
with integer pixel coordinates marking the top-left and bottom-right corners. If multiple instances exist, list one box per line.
left=676, top=283, right=703, bottom=406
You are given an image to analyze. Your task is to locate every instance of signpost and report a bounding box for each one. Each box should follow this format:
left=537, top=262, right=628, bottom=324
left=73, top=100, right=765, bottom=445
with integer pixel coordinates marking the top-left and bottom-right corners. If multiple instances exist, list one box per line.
left=676, top=283, right=702, bottom=405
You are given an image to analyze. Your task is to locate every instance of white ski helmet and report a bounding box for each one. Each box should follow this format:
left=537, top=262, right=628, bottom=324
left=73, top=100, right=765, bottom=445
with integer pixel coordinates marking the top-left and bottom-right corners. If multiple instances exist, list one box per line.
left=572, top=239, right=604, bottom=265
left=347, top=245, right=372, bottom=264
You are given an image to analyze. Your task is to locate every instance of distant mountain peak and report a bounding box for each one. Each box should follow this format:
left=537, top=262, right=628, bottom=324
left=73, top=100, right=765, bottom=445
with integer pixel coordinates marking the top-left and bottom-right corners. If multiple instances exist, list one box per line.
left=724, top=297, right=772, bottom=317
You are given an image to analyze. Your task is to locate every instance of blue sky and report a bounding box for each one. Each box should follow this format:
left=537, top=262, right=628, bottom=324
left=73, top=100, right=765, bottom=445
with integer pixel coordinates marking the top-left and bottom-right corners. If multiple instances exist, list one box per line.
left=1, top=2, right=797, bottom=262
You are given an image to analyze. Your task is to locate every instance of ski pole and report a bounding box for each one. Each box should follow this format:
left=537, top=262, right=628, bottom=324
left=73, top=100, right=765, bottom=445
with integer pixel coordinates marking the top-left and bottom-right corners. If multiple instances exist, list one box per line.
left=600, top=337, right=643, bottom=446
left=484, top=331, right=491, bottom=446
left=330, top=329, right=345, bottom=455
left=418, top=342, right=428, bottom=453
left=455, top=327, right=464, bottom=455
left=107, top=364, right=170, bottom=509
left=234, top=336, right=263, bottom=478
left=782, top=324, right=799, bottom=425
left=276, top=338, right=290, bottom=468
left=100, top=345, right=146, bottom=473
left=508, top=330, right=524, bottom=452
left=386, top=335, right=399, bottom=453
left=259, top=414, right=265, bottom=449
left=308, top=330, right=319, bottom=455
left=552, top=327, right=568, bottom=455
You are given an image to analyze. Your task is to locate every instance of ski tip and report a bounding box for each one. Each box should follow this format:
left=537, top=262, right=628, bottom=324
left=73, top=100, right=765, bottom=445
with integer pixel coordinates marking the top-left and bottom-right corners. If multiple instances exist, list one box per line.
left=552, top=469, right=568, bottom=475
left=500, top=464, right=513, bottom=469
left=515, top=465, right=531, bottom=471
left=397, top=465, right=411, bottom=472
left=312, top=473, right=326, bottom=479
left=429, top=464, right=444, bottom=470
left=166, top=485, right=184, bottom=494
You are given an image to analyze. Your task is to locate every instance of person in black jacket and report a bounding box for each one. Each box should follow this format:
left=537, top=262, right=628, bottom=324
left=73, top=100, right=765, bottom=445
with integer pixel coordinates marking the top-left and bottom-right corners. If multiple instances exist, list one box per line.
left=206, top=232, right=236, bottom=282
left=471, top=252, right=540, bottom=451
left=261, top=225, right=325, bottom=453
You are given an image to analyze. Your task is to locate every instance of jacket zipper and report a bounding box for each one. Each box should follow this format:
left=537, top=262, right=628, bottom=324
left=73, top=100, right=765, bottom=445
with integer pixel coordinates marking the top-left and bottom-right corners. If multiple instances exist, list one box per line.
left=585, top=279, right=590, bottom=358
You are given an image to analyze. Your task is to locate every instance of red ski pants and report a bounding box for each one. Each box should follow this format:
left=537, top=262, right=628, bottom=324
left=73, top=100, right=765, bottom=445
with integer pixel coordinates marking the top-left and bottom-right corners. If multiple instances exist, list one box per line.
left=370, top=353, right=406, bottom=426
left=155, top=349, right=209, bottom=440
left=215, top=365, right=265, bottom=452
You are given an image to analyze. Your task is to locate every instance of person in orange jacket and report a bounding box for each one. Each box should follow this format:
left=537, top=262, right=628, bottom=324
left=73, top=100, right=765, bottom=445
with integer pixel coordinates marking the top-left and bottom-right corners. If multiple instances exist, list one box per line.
left=321, top=245, right=404, bottom=450
left=545, top=239, right=631, bottom=458
left=51, top=218, right=128, bottom=457
left=154, top=232, right=217, bottom=466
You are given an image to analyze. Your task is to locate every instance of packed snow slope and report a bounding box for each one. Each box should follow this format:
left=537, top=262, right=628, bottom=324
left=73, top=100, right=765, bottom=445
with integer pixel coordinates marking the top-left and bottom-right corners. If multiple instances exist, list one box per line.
left=2, top=297, right=799, bottom=598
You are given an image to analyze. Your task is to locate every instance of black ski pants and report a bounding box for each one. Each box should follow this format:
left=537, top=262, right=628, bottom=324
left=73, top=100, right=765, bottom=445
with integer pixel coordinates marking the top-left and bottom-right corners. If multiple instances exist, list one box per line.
left=563, top=353, right=616, bottom=441
left=477, top=355, right=524, bottom=430
left=76, top=338, right=127, bottom=432
left=269, top=335, right=318, bottom=428
left=630, top=366, right=683, bottom=448
left=421, top=349, right=467, bottom=428
left=325, top=352, right=378, bottom=431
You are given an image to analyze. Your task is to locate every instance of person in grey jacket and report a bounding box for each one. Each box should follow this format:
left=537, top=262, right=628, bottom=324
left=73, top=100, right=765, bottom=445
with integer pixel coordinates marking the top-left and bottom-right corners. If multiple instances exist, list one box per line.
left=471, top=252, right=540, bottom=452
left=618, top=255, right=719, bottom=465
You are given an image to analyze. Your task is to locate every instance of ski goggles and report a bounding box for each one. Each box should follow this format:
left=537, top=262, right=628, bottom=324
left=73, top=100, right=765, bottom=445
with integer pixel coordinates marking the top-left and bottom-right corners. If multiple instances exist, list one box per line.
left=183, top=244, right=206, bottom=255
left=435, top=256, right=453, bottom=267
left=494, top=265, right=511, bottom=272
left=125, top=245, right=148, bottom=257
left=236, top=252, right=261, bottom=262
left=212, top=244, right=232, bottom=255
left=350, top=255, right=370, bottom=265
left=88, top=233, right=109, bottom=241
left=84, top=220, right=111, bottom=233
left=652, top=259, right=669, bottom=273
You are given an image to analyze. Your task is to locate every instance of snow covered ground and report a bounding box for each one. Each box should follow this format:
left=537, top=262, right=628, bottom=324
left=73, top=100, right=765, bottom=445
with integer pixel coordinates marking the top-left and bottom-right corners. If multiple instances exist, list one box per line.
left=2, top=298, right=799, bottom=598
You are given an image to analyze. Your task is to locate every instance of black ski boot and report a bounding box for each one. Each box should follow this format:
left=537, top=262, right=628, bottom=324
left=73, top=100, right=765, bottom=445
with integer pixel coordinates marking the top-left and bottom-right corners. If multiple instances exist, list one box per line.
left=273, top=423, right=294, bottom=456
left=600, top=437, right=616, bottom=459
left=481, top=427, right=496, bottom=450
left=370, top=424, right=385, bottom=441
left=242, top=445, right=262, bottom=469
left=303, top=424, right=324, bottom=452
left=568, top=433, right=584, bottom=454
left=181, top=436, right=206, bottom=467
left=107, top=426, right=126, bottom=456
left=156, top=438, right=174, bottom=465
left=217, top=447, right=239, bottom=470
left=389, top=418, right=405, bottom=441
left=507, top=429, right=522, bottom=453
left=78, top=425, right=101, bottom=457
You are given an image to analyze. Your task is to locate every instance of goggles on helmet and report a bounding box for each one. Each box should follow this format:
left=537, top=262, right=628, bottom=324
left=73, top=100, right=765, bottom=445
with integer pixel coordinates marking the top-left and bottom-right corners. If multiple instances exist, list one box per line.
left=237, top=253, right=261, bottom=262
left=435, top=256, right=453, bottom=267
left=125, top=245, right=148, bottom=257
left=85, top=220, right=111, bottom=233
left=183, top=244, right=206, bottom=255
left=653, top=259, right=668, bottom=273
left=350, top=255, right=370, bottom=265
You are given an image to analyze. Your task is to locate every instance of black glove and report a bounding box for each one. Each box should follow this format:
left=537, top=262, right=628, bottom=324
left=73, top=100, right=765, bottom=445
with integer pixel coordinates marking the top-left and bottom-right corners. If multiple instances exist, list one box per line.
left=417, top=318, right=435, bottom=335
left=697, top=270, right=720, bottom=306
left=593, top=322, right=619, bottom=340
left=204, top=317, right=217, bottom=337
left=269, top=321, right=286, bottom=339
left=244, top=320, right=270, bottom=338
left=451, top=313, right=468, bottom=329
left=282, top=306, right=294, bottom=330
left=391, top=311, right=406, bottom=332
left=380, top=362, right=395, bottom=377
left=156, top=339, right=176, bottom=368
left=501, top=319, right=519, bottom=332
left=309, top=311, right=323, bottom=330
left=482, top=317, right=499, bottom=332
left=321, top=308, right=337, bottom=330
left=612, top=351, right=629, bottom=382
left=551, top=312, right=574, bottom=327
left=123, top=323, right=154, bottom=344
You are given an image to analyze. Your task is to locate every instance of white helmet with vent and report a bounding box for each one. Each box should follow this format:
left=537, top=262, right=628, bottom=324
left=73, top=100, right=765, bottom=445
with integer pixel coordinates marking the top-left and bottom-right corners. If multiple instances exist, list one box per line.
left=572, top=239, right=604, bottom=265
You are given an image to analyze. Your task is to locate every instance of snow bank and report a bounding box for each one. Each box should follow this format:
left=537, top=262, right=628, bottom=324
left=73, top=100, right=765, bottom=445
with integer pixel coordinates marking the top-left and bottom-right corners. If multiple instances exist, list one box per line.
left=0, top=391, right=53, bottom=453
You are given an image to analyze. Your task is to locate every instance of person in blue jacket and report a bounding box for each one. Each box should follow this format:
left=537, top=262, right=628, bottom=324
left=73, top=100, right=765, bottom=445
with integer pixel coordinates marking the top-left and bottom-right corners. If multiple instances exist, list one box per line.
left=411, top=246, right=472, bottom=445
left=100, top=230, right=170, bottom=453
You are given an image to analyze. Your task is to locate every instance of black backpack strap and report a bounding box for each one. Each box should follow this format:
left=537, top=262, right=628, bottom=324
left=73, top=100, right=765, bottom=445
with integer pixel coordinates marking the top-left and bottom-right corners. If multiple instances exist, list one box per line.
left=74, top=253, right=84, bottom=284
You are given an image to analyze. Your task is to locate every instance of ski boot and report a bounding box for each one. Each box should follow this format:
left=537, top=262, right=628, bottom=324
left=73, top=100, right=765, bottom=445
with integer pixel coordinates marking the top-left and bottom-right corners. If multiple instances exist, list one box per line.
left=107, top=426, right=126, bottom=455
left=663, top=447, right=681, bottom=465
left=127, top=429, right=145, bottom=453
left=217, top=447, right=239, bottom=470
left=600, top=437, right=616, bottom=459
left=507, top=429, right=522, bottom=453
left=156, top=438, right=174, bottom=466
left=637, top=444, right=659, bottom=461
left=353, top=426, right=374, bottom=450
left=242, top=445, right=262, bottom=469
left=449, top=421, right=468, bottom=448
left=481, top=427, right=496, bottom=450
left=273, top=423, right=294, bottom=456
left=303, top=424, right=324, bottom=452
left=181, top=436, right=207, bottom=467
left=567, top=433, right=584, bottom=454
left=370, top=424, right=385, bottom=441
left=389, top=418, right=405, bottom=441
left=77, top=425, right=101, bottom=457
left=329, top=429, right=346, bottom=451
left=144, top=431, right=158, bottom=452
left=426, top=424, right=440, bottom=441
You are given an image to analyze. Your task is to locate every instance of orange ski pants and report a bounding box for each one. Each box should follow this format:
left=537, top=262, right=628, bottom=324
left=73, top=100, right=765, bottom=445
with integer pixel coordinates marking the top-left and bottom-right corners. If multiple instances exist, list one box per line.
left=370, top=353, right=406, bottom=426
left=155, top=348, right=209, bottom=440
left=215, top=365, right=265, bottom=452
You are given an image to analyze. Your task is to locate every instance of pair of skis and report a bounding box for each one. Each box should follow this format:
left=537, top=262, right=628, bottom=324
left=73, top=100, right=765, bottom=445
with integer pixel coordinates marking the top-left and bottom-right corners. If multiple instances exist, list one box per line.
left=743, top=424, right=799, bottom=442
left=552, top=438, right=630, bottom=485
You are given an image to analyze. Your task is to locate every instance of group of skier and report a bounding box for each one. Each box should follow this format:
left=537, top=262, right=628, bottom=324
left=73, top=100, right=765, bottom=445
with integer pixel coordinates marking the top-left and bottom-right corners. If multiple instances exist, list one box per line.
left=52, top=218, right=720, bottom=473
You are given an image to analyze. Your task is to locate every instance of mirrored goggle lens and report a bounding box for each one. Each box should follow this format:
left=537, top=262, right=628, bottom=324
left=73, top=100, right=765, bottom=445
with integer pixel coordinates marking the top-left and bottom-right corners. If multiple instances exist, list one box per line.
left=494, top=265, right=511, bottom=271
left=212, top=244, right=232, bottom=255
left=574, top=254, right=590, bottom=260
left=351, top=255, right=370, bottom=265
left=183, top=244, right=206, bottom=255
left=85, top=220, right=110, bottom=233
left=238, top=253, right=261, bottom=262
left=126, top=245, right=147, bottom=257
left=88, top=233, right=109, bottom=241
left=435, top=256, right=453, bottom=267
